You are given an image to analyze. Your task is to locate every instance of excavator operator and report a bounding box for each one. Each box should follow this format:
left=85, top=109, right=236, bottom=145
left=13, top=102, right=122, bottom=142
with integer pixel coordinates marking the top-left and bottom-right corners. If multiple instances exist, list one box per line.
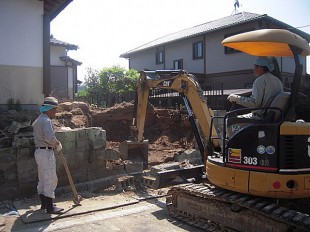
left=227, top=56, right=283, bottom=119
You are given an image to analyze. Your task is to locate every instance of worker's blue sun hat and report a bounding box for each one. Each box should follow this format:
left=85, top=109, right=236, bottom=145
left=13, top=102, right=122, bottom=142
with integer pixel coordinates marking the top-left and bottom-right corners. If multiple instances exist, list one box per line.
left=254, top=56, right=274, bottom=72
left=40, top=97, right=58, bottom=113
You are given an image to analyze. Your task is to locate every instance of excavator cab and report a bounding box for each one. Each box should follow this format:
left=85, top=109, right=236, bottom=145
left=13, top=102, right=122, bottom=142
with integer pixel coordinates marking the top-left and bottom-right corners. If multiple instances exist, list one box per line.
left=207, top=29, right=310, bottom=198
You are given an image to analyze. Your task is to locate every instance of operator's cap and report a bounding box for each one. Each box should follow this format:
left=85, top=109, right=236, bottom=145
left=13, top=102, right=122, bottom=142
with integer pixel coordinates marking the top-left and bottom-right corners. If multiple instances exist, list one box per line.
left=254, top=56, right=274, bottom=72
left=40, top=97, right=58, bottom=113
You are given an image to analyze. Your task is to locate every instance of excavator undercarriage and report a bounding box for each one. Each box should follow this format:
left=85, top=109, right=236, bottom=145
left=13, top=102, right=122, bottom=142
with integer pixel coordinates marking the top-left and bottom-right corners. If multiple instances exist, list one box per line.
left=167, top=183, right=310, bottom=232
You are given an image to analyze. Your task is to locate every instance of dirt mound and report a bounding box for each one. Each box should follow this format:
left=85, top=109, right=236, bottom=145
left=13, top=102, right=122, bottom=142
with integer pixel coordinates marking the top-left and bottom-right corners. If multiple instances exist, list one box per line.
left=55, top=101, right=195, bottom=164
left=90, top=102, right=194, bottom=145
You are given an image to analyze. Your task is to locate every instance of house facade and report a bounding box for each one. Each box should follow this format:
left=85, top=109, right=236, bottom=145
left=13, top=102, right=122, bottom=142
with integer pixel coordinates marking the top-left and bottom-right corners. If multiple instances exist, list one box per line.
left=50, top=36, right=81, bottom=101
left=121, top=12, right=310, bottom=90
left=0, top=0, right=73, bottom=110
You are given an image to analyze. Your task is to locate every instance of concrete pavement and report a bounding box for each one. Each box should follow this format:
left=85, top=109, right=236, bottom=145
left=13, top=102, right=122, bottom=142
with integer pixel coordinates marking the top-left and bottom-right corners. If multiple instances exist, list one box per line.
left=4, top=195, right=203, bottom=232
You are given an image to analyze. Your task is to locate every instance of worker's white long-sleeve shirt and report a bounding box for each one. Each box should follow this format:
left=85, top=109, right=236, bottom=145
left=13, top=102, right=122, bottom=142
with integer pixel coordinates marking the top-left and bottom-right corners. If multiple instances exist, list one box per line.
left=234, top=72, right=283, bottom=117
left=33, top=114, right=58, bottom=147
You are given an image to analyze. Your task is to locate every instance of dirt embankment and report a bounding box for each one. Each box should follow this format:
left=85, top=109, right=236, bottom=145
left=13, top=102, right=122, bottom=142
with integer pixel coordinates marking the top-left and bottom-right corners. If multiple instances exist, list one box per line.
left=55, top=101, right=195, bottom=165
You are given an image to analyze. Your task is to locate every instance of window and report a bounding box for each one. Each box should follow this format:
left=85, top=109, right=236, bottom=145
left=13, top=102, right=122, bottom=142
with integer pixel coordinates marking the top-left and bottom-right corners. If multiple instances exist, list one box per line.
left=224, top=29, right=254, bottom=54
left=156, top=50, right=164, bottom=64
left=193, top=41, right=203, bottom=59
left=173, top=59, right=183, bottom=70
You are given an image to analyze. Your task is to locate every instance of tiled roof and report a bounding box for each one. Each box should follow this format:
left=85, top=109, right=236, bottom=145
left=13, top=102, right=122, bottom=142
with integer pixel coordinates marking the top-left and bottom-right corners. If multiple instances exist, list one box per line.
left=120, top=12, right=309, bottom=58
left=50, top=36, right=79, bottom=50
left=60, top=56, right=82, bottom=65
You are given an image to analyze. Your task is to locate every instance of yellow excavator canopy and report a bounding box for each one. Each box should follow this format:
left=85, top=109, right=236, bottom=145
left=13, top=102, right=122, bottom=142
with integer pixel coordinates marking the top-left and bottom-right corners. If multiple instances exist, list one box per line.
left=222, top=29, right=310, bottom=57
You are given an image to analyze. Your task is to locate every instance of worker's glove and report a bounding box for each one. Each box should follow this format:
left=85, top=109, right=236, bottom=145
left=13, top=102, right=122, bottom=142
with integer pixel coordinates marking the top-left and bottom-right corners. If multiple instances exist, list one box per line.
left=55, top=143, right=63, bottom=152
left=227, top=94, right=240, bottom=103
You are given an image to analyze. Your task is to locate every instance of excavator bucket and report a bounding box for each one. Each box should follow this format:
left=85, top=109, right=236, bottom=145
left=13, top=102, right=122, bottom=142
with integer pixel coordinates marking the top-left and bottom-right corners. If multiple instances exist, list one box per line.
left=119, top=140, right=149, bottom=169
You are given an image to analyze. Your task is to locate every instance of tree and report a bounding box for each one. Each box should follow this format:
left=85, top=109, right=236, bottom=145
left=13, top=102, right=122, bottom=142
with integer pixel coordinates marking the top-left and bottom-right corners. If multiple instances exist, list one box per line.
left=98, top=66, right=139, bottom=106
left=81, top=66, right=139, bottom=107
left=83, top=67, right=104, bottom=105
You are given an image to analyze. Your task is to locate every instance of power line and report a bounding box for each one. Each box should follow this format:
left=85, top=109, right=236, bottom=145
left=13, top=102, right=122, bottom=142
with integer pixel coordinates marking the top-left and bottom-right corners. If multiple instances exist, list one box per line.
left=296, top=24, right=310, bottom=29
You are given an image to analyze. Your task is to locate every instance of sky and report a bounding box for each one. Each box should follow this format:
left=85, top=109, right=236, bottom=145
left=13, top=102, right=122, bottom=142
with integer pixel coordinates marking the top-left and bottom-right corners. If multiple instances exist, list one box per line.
left=51, top=0, right=310, bottom=82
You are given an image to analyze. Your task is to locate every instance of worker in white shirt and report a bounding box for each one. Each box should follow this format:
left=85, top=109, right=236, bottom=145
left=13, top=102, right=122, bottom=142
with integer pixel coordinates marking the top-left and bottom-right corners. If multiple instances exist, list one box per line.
left=33, top=97, right=63, bottom=214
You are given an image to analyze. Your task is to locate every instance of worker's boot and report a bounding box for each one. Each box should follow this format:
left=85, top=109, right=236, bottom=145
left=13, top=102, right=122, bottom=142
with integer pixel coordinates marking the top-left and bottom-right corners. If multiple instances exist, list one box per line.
left=39, top=194, right=58, bottom=210
left=45, top=197, right=64, bottom=214
left=39, top=194, right=47, bottom=209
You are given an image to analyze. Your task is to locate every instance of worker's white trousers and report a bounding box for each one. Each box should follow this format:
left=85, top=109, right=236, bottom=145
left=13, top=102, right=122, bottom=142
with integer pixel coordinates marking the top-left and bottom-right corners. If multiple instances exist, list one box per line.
left=34, top=149, right=58, bottom=198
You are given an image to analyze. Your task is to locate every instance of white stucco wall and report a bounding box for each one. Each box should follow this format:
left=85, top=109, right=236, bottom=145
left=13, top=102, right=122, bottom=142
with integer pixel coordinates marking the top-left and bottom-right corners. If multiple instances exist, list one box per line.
left=165, top=36, right=204, bottom=73
left=129, top=50, right=159, bottom=71
left=0, top=0, right=44, bottom=107
left=51, top=46, right=66, bottom=66
left=0, top=0, right=43, bottom=67
left=206, top=24, right=258, bottom=74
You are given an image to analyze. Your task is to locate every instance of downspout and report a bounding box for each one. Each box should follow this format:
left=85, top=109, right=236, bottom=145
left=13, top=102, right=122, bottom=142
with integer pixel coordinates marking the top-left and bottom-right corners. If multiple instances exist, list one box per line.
left=163, top=45, right=166, bottom=70
left=203, top=34, right=206, bottom=74
left=43, top=15, right=51, bottom=97
left=74, top=65, right=78, bottom=100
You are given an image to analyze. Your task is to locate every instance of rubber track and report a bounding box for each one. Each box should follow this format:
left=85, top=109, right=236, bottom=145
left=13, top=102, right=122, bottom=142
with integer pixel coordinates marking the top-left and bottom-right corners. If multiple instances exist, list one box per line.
left=166, top=183, right=310, bottom=232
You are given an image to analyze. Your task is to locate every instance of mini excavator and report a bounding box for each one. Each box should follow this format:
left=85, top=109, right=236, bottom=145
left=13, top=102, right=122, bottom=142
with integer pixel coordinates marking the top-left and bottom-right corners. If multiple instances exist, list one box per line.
left=125, top=29, right=310, bottom=231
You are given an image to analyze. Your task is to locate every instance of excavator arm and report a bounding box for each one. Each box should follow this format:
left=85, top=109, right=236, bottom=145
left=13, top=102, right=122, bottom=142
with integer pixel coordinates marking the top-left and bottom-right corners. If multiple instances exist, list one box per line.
left=131, top=70, right=219, bottom=154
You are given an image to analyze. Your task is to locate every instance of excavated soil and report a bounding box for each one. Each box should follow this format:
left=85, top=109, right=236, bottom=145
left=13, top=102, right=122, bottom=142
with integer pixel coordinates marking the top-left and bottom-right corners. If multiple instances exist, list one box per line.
left=55, top=101, right=195, bottom=165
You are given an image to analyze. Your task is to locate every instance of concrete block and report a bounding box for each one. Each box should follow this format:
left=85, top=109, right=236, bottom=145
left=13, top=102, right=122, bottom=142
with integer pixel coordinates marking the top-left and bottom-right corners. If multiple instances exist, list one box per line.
left=0, top=162, right=17, bottom=183
left=57, top=152, right=79, bottom=171
left=87, top=169, right=106, bottom=181
left=141, top=176, right=156, bottom=187
left=76, top=138, right=87, bottom=150
left=119, top=140, right=148, bottom=169
left=0, top=134, right=12, bottom=148
left=13, top=133, right=34, bottom=148
left=0, top=148, right=16, bottom=162
left=17, top=157, right=37, bottom=183
left=85, top=127, right=106, bottom=149
left=150, top=162, right=180, bottom=176
left=74, top=150, right=87, bottom=163
left=92, top=138, right=106, bottom=150
left=115, top=175, right=135, bottom=191
left=16, top=147, right=34, bottom=159
left=0, top=130, right=6, bottom=138
left=174, top=149, right=203, bottom=165
left=88, top=178, right=114, bottom=192
left=93, top=148, right=105, bottom=160
left=16, top=147, right=37, bottom=183
left=105, top=162, right=126, bottom=175
left=18, top=181, right=37, bottom=197
left=101, top=148, right=120, bottom=160
left=124, top=161, right=143, bottom=174
left=0, top=184, right=19, bottom=201
left=56, top=130, right=76, bottom=143
left=61, top=141, right=76, bottom=153
left=97, top=159, right=106, bottom=169
left=76, top=128, right=88, bottom=141
left=7, top=120, right=31, bottom=134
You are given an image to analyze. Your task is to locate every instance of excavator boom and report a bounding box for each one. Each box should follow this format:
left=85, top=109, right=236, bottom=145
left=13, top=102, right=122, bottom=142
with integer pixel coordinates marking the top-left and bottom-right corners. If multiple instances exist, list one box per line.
left=133, top=70, right=217, bottom=146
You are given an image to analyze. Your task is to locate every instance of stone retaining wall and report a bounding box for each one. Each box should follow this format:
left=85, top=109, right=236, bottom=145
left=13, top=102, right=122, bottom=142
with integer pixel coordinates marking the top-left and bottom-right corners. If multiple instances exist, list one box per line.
left=0, top=127, right=109, bottom=200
